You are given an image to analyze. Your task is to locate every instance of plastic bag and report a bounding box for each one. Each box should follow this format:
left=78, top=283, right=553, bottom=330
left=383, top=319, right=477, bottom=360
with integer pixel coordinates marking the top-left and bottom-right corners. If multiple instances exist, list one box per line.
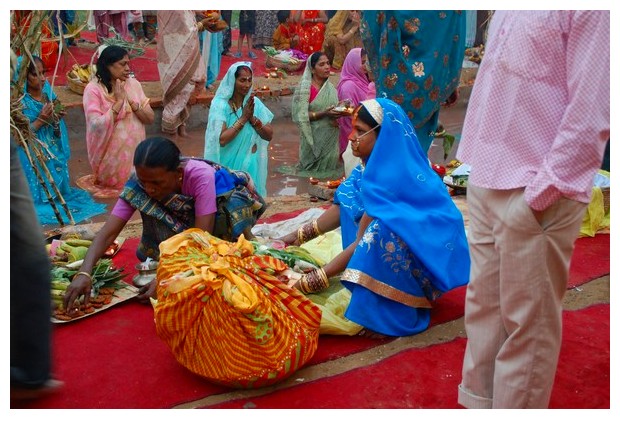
left=580, top=170, right=610, bottom=237
left=308, top=281, right=363, bottom=336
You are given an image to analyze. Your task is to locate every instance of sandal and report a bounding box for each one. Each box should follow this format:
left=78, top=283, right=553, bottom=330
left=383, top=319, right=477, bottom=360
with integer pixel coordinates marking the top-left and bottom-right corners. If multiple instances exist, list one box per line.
left=103, top=238, right=124, bottom=257
left=248, top=51, right=257, bottom=59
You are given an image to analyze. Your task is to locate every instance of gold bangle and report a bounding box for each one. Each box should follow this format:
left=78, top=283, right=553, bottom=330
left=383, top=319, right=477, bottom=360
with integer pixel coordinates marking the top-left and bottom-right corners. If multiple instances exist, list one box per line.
left=302, top=268, right=329, bottom=293
left=298, top=275, right=311, bottom=294
left=312, top=219, right=321, bottom=236
left=297, top=226, right=304, bottom=245
left=74, top=271, right=92, bottom=283
left=311, top=112, right=316, bottom=120
left=316, top=267, right=329, bottom=289
left=111, top=106, right=119, bottom=115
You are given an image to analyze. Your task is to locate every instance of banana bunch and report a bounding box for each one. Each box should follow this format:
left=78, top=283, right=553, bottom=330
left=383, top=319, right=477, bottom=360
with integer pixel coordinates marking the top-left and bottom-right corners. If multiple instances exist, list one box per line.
left=47, top=238, right=92, bottom=264
left=50, top=277, right=71, bottom=310
left=70, top=64, right=95, bottom=83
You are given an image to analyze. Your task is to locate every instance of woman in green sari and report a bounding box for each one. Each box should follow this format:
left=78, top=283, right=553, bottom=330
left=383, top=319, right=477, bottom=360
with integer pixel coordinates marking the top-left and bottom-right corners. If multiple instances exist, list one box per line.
left=290, top=51, right=346, bottom=178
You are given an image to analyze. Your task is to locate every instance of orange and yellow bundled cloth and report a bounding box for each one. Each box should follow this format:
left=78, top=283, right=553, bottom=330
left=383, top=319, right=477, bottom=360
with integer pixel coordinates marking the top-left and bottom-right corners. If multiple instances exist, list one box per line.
left=154, top=228, right=322, bottom=388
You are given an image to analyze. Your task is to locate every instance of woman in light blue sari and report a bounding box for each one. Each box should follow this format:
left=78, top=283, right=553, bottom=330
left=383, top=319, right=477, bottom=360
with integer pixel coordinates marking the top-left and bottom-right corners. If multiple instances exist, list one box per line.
left=199, top=28, right=223, bottom=88
left=204, top=62, right=274, bottom=197
left=13, top=56, right=106, bottom=226
left=281, top=99, right=470, bottom=337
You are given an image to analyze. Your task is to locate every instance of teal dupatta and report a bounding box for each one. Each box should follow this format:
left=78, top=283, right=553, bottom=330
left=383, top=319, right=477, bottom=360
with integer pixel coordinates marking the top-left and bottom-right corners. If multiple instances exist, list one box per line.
left=204, top=62, right=273, bottom=197
left=361, top=11, right=465, bottom=152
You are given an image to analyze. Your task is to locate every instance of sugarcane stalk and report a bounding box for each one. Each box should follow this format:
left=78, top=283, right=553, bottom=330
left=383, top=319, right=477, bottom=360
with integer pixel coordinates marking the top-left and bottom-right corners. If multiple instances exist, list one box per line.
left=10, top=113, right=75, bottom=225
left=11, top=11, right=77, bottom=226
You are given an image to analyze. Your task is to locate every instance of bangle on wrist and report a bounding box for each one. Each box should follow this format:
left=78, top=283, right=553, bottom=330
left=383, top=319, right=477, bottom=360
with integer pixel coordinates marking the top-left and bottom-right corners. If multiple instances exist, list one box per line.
left=74, top=271, right=92, bottom=283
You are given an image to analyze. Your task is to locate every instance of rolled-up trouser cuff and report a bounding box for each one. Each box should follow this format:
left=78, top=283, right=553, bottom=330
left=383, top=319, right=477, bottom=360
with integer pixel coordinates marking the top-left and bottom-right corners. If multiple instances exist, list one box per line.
left=458, top=383, right=493, bottom=409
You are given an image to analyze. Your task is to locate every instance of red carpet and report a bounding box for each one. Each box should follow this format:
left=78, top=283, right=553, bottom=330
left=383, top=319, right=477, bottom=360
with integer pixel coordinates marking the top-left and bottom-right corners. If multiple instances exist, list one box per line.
left=567, top=233, right=610, bottom=287
left=11, top=215, right=609, bottom=408
left=209, top=304, right=609, bottom=409
left=48, top=40, right=160, bottom=86
left=47, top=29, right=287, bottom=87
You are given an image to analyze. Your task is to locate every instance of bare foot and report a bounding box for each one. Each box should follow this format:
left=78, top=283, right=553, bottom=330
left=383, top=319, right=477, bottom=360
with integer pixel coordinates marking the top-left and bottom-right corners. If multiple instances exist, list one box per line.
left=178, top=124, right=188, bottom=137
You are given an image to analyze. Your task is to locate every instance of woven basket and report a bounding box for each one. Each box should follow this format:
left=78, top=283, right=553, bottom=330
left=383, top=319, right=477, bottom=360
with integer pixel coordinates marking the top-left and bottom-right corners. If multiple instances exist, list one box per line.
left=66, top=71, right=86, bottom=95
left=602, top=187, right=610, bottom=214
left=265, top=56, right=305, bottom=72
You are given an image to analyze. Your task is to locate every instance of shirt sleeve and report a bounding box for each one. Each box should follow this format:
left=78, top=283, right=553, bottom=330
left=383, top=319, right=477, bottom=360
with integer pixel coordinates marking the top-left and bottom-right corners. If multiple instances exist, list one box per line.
left=524, top=11, right=610, bottom=211
left=183, top=160, right=217, bottom=216
left=110, top=198, right=136, bottom=221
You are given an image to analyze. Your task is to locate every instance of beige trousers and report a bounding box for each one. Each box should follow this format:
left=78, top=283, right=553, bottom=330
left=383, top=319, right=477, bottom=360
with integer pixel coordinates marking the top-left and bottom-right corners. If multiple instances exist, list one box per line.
left=458, top=185, right=586, bottom=408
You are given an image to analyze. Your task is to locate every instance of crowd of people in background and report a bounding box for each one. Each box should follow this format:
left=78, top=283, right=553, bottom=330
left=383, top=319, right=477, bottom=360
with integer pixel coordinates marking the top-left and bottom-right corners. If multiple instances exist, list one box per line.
left=10, top=10, right=609, bottom=409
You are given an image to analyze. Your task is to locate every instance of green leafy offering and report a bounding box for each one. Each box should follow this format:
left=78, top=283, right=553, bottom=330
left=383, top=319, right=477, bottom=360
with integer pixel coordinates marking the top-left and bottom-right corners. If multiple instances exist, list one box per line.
left=252, top=242, right=323, bottom=271
left=50, top=259, right=126, bottom=297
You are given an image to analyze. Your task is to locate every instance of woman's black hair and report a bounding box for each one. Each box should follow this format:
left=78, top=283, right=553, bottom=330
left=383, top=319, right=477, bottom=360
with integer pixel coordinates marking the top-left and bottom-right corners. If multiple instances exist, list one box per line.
left=356, top=104, right=381, bottom=136
left=361, top=48, right=366, bottom=57
left=133, top=137, right=181, bottom=171
left=96, top=45, right=129, bottom=92
left=26, top=55, right=43, bottom=75
left=277, top=10, right=290, bottom=24
left=309, top=51, right=326, bottom=69
left=234, top=65, right=252, bottom=79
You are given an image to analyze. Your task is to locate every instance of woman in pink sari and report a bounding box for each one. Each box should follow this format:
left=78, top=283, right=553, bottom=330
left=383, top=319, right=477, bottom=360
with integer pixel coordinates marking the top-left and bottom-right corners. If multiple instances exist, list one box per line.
left=336, top=48, right=371, bottom=155
left=93, top=11, right=131, bottom=43
left=79, top=46, right=155, bottom=198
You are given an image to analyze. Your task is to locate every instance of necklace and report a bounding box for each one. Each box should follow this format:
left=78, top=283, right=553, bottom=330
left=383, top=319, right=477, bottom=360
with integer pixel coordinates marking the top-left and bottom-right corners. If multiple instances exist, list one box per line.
left=229, top=99, right=243, bottom=118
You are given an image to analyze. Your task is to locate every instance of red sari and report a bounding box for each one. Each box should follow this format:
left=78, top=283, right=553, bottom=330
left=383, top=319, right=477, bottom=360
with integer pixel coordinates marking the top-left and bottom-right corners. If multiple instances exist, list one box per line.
left=297, top=10, right=326, bottom=55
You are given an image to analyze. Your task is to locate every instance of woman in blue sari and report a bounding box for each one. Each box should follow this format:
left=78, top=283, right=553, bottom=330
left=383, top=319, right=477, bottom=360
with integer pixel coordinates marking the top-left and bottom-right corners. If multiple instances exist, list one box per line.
left=14, top=56, right=106, bottom=226
left=204, top=62, right=274, bottom=197
left=360, top=11, right=466, bottom=153
left=281, top=99, right=470, bottom=337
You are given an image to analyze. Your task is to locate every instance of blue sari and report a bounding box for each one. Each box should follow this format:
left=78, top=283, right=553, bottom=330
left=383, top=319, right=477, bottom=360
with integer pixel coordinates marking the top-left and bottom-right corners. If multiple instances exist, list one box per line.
left=338, top=99, right=470, bottom=336
left=199, top=30, right=223, bottom=87
left=361, top=11, right=466, bottom=152
left=15, top=57, right=106, bottom=226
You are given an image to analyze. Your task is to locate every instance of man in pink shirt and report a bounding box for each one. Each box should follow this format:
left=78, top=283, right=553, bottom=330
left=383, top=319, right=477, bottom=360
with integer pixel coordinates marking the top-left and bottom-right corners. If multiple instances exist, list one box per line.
left=456, top=11, right=610, bottom=408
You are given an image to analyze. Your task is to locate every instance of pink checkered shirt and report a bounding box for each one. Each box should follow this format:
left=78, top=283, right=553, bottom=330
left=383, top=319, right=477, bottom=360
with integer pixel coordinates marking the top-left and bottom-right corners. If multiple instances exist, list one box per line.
left=457, top=10, right=610, bottom=211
